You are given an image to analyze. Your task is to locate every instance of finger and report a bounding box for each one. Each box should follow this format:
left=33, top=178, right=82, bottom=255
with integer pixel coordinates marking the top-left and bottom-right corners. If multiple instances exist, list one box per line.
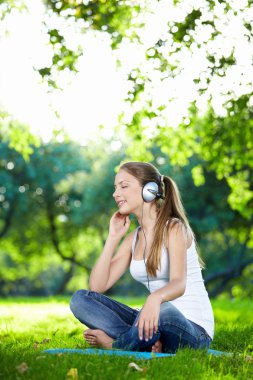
left=138, top=320, right=144, bottom=340
left=154, top=319, right=159, bottom=334
left=112, top=211, right=124, bottom=221
left=111, top=211, right=119, bottom=220
left=149, top=321, right=154, bottom=339
left=144, top=320, right=151, bottom=341
left=124, top=215, right=131, bottom=226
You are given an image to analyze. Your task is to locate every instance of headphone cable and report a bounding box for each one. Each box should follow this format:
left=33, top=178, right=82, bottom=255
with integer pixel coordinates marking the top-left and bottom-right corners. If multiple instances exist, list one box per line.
left=141, top=202, right=150, bottom=293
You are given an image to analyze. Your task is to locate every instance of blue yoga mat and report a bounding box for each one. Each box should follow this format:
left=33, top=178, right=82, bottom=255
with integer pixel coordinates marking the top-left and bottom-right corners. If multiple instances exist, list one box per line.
left=44, top=348, right=232, bottom=359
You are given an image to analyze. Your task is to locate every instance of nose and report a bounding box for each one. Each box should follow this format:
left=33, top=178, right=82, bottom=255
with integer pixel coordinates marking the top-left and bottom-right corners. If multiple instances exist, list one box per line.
left=113, top=186, right=122, bottom=199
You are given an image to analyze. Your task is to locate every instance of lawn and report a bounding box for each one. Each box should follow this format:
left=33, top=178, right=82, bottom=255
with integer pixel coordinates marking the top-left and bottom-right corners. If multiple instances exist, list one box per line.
left=0, top=296, right=253, bottom=379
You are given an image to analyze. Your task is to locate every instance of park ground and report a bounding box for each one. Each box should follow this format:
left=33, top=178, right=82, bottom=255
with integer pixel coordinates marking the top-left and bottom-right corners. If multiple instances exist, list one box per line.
left=0, top=296, right=253, bottom=379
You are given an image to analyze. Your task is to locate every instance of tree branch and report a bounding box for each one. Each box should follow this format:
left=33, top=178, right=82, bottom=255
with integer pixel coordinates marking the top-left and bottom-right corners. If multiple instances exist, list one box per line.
left=205, top=257, right=253, bottom=297
left=46, top=201, right=91, bottom=271
left=0, top=200, right=16, bottom=238
left=205, top=234, right=251, bottom=284
left=55, top=261, right=75, bottom=294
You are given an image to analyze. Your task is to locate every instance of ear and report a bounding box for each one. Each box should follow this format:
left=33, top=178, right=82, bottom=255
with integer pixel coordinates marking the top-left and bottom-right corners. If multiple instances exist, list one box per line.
left=142, top=182, right=159, bottom=202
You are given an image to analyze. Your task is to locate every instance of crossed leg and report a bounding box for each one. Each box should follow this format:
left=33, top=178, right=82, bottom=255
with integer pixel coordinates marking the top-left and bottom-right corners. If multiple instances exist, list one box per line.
left=83, top=329, right=162, bottom=352
left=70, top=289, right=162, bottom=352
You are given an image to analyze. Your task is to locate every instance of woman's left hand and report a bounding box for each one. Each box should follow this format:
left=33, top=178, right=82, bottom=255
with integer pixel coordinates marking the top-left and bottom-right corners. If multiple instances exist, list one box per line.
left=135, top=293, right=161, bottom=341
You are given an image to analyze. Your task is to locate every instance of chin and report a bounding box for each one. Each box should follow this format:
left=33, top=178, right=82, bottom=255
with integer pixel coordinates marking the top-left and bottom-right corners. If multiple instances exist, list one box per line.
left=119, top=209, right=129, bottom=215
left=118, top=206, right=131, bottom=215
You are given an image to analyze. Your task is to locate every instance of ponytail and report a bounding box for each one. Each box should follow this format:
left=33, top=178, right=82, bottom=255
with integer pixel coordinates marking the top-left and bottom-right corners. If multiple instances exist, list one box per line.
left=146, top=175, right=205, bottom=276
left=118, top=161, right=205, bottom=276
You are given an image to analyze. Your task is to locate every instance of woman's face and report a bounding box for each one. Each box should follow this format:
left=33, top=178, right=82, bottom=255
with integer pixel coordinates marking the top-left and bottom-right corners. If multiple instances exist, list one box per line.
left=113, top=169, right=143, bottom=214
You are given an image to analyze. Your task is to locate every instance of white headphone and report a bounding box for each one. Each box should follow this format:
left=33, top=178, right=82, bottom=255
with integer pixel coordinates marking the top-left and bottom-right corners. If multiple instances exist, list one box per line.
left=142, top=182, right=164, bottom=202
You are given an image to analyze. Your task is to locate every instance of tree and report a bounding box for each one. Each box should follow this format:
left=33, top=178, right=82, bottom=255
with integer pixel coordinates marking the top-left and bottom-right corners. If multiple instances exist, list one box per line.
left=34, top=0, right=253, bottom=219
left=0, top=112, right=40, bottom=160
left=0, top=0, right=27, bottom=19
left=0, top=139, right=91, bottom=295
left=1, top=138, right=253, bottom=297
left=0, top=136, right=126, bottom=295
left=39, top=0, right=147, bottom=88
left=120, top=0, right=253, bottom=220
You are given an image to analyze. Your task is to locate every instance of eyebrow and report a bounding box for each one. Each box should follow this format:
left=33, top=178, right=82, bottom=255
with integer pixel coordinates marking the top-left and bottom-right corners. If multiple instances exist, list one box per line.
left=114, top=180, right=131, bottom=188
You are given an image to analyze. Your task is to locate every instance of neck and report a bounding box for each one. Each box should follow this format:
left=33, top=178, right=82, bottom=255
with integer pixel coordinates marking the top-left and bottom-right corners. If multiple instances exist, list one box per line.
left=135, top=203, right=158, bottom=232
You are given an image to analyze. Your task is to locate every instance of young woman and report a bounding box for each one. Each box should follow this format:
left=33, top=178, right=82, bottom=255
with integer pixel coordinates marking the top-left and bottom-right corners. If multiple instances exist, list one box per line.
left=70, top=162, right=214, bottom=353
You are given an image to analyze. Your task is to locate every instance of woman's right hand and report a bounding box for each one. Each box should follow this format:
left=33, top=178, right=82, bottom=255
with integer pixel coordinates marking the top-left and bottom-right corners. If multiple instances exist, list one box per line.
left=109, top=211, right=131, bottom=239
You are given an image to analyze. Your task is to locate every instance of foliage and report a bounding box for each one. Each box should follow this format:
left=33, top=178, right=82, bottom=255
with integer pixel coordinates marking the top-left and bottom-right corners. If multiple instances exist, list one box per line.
left=120, top=0, right=253, bottom=219
left=44, top=0, right=145, bottom=45
left=148, top=95, right=253, bottom=220
left=0, top=139, right=91, bottom=295
left=0, top=112, right=40, bottom=161
left=0, top=0, right=27, bottom=20
left=1, top=0, right=148, bottom=89
left=1, top=0, right=252, bottom=298
left=1, top=137, right=253, bottom=297
left=2, top=0, right=252, bottom=220
left=37, top=0, right=148, bottom=87
left=0, top=137, right=126, bottom=295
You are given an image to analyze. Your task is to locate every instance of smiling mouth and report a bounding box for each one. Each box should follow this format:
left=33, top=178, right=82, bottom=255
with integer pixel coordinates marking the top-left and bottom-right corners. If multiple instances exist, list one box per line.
left=118, top=201, right=126, bottom=207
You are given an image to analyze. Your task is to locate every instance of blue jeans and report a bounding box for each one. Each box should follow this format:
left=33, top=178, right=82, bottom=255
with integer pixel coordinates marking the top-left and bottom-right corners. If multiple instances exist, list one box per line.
left=70, top=289, right=212, bottom=353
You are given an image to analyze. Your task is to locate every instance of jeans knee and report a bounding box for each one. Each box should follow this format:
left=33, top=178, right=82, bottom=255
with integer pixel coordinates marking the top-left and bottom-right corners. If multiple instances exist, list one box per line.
left=69, top=289, right=89, bottom=314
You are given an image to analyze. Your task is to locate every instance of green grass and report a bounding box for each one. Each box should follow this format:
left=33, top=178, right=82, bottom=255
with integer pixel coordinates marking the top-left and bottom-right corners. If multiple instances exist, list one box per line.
left=0, top=296, right=253, bottom=379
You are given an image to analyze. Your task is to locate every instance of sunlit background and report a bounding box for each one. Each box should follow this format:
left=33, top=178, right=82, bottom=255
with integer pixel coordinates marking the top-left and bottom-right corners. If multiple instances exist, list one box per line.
left=0, top=0, right=252, bottom=299
left=1, top=0, right=252, bottom=144
left=0, top=0, right=127, bottom=143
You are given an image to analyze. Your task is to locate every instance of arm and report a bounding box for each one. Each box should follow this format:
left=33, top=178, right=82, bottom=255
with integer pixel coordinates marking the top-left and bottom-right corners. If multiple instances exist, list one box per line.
left=89, top=211, right=133, bottom=293
left=136, top=221, right=190, bottom=340
left=149, top=220, right=189, bottom=303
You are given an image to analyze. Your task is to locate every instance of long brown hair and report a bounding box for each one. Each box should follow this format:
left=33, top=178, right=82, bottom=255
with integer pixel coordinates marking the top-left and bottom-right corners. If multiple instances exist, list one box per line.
left=119, top=161, right=204, bottom=276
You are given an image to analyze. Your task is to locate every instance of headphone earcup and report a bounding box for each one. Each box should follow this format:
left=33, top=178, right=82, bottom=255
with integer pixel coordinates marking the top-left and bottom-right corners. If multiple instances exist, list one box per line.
left=142, top=182, right=159, bottom=202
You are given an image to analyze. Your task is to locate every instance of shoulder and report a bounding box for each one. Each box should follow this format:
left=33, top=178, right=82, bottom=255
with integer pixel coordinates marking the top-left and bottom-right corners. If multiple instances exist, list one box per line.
left=165, top=218, right=185, bottom=232
left=164, top=218, right=193, bottom=249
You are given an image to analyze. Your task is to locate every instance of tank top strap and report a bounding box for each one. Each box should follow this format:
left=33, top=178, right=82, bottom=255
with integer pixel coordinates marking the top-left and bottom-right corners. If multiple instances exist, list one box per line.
left=162, top=219, right=170, bottom=246
left=131, top=226, right=141, bottom=257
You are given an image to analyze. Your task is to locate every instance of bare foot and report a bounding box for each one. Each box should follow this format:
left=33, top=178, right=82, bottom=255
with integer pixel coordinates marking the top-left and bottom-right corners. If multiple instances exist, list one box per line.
left=83, top=329, right=114, bottom=349
left=151, top=339, right=162, bottom=353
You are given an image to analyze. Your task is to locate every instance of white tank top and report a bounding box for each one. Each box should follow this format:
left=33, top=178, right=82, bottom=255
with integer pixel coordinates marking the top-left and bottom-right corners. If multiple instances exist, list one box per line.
left=129, top=226, right=214, bottom=339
